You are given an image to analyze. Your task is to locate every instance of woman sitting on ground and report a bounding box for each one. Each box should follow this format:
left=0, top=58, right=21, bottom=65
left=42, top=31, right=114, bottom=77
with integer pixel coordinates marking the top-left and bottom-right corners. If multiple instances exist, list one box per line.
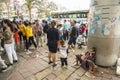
left=75, top=47, right=97, bottom=73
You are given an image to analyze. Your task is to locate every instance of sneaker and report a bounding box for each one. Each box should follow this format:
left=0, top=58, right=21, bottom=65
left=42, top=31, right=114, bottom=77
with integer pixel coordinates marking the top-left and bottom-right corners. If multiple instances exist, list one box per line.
left=14, top=60, right=18, bottom=63
left=52, top=64, right=57, bottom=67
left=26, top=50, right=32, bottom=54
left=0, top=47, right=4, bottom=51
left=48, top=61, right=53, bottom=64
left=7, top=63, right=13, bottom=66
left=64, top=66, right=68, bottom=69
left=2, top=66, right=12, bottom=72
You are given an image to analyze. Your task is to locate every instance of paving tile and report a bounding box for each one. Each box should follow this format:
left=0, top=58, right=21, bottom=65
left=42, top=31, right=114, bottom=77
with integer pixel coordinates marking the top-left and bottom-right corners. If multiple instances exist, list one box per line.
left=35, top=68, right=52, bottom=80
left=25, top=75, right=37, bottom=80
left=66, top=73, right=80, bottom=80
left=2, top=45, right=120, bottom=80
left=7, top=71, right=25, bottom=80
left=80, top=75, right=89, bottom=80
left=75, top=67, right=86, bottom=77
left=21, top=71, right=33, bottom=78
left=102, top=73, right=112, bottom=79
left=102, top=78, right=111, bottom=80
left=52, top=67, right=66, bottom=76
left=45, top=73, right=57, bottom=80
left=67, top=66, right=76, bottom=72
left=91, top=77, right=102, bottom=80
left=111, top=76, right=120, bottom=80
left=42, top=56, right=49, bottom=62
left=54, top=69, right=73, bottom=80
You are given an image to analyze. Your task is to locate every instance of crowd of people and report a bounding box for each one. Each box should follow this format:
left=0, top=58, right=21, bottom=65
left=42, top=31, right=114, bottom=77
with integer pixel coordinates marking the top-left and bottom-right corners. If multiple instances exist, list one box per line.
left=0, top=18, right=97, bottom=73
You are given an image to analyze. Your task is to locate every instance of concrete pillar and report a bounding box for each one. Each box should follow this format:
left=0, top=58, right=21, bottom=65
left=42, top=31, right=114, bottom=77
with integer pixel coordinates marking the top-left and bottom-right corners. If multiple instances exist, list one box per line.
left=88, top=0, right=120, bottom=66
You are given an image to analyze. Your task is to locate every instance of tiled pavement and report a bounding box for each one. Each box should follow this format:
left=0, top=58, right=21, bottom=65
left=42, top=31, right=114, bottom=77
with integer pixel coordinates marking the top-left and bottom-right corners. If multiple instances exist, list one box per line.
left=0, top=45, right=120, bottom=80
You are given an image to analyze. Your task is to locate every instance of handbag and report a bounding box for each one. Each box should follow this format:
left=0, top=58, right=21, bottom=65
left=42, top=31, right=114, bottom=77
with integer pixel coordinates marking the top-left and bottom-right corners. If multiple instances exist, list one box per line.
left=38, top=31, right=42, bottom=36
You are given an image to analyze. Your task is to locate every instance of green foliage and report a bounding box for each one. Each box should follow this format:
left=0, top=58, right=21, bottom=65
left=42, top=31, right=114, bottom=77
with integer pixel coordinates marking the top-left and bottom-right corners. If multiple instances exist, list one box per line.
left=24, top=0, right=58, bottom=20
left=37, top=0, right=58, bottom=17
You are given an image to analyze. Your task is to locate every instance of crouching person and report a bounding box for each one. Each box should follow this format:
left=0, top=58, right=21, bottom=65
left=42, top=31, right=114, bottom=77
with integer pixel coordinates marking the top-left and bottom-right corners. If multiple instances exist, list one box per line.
left=75, top=47, right=97, bottom=73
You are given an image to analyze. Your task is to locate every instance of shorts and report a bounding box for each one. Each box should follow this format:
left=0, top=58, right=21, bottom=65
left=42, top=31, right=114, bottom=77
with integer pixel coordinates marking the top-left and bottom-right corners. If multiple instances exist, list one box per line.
left=68, top=37, right=77, bottom=45
left=48, top=41, right=58, bottom=53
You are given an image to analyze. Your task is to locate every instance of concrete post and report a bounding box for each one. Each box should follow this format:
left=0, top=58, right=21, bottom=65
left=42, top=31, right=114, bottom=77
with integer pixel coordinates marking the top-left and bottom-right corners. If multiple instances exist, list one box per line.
left=88, top=0, right=120, bottom=66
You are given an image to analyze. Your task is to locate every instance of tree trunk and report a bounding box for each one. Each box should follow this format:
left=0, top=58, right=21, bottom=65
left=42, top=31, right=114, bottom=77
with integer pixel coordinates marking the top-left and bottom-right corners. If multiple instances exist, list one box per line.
left=5, top=3, right=10, bottom=19
left=29, top=8, right=32, bottom=22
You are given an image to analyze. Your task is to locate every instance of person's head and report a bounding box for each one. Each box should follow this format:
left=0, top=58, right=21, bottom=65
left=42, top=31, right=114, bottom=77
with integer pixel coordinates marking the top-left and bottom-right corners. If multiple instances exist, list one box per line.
left=24, top=21, right=30, bottom=26
left=45, top=20, right=48, bottom=24
left=51, top=20, right=56, bottom=28
left=12, top=21, right=18, bottom=26
left=70, top=20, right=76, bottom=27
left=42, top=20, right=45, bottom=23
left=35, top=20, right=39, bottom=25
left=57, top=24, right=62, bottom=29
left=19, top=20, right=22, bottom=24
left=60, top=40, right=65, bottom=46
left=2, top=19, right=14, bottom=32
left=81, top=23, right=85, bottom=27
left=2, top=19, right=11, bottom=28
left=64, top=20, right=66, bottom=23
left=90, top=47, right=96, bottom=53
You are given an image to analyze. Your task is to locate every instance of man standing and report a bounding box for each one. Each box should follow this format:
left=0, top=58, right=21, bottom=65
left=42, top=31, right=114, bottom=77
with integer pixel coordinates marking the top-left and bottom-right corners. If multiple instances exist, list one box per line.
left=68, top=20, right=78, bottom=52
left=62, top=20, right=69, bottom=40
left=47, top=20, right=59, bottom=67
left=33, top=20, right=43, bottom=47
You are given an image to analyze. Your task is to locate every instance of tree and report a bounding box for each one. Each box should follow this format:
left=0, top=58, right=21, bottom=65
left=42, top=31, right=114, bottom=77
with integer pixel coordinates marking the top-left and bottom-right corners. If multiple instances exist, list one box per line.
left=0, top=3, right=4, bottom=15
left=23, top=0, right=58, bottom=20
left=37, top=0, right=58, bottom=18
left=24, top=0, right=40, bottom=21
left=24, top=0, right=34, bottom=21
left=2, top=0, right=10, bottom=19
left=46, top=1, right=58, bottom=17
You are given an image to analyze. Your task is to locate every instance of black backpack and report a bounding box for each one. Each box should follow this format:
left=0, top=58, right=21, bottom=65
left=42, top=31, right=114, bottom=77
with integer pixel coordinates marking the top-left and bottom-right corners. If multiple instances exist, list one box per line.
left=43, top=24, right=50, bottom=33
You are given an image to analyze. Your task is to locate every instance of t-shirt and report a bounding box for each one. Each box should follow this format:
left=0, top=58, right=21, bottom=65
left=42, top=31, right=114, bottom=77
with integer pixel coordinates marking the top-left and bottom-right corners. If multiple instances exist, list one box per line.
left=47, top=28, right=59, bottom=42
left=70, top=26, right=78, bottom=37
left=59, top=46, right=68, bottom=58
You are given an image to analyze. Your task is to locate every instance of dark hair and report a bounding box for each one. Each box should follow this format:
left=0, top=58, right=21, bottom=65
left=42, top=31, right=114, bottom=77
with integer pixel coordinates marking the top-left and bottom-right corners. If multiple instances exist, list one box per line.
left=35, top=20, right=38, bottom=22
left=60, top=40, right=65, bottom=46
left=51, top=20, right=56, bottom=28
left=57, top=24, right=62, bottom=28
left=45, top=21, right=47, bottom=24
left=64, top=20, right=66, bottom=22
left=92, top=47, right=96, bottom=52
left=42, top=20, right=45, bottom=23
left=73, top=20, right=77, bottom=24
left=2, top=19, right=14, bottom=32
left=24, top=21, right=30, bottom=26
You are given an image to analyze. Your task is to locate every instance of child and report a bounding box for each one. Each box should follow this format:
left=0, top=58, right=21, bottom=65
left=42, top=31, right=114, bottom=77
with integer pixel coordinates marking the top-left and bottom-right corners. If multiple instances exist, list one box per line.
left=76, top=35, right=85, bottom=48
left=59, top=40, right=68, bottom=68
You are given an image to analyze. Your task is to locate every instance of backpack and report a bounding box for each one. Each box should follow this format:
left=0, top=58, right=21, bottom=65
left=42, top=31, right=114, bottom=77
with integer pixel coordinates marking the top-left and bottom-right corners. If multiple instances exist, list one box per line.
left=43, top=24, right=50, bottom=33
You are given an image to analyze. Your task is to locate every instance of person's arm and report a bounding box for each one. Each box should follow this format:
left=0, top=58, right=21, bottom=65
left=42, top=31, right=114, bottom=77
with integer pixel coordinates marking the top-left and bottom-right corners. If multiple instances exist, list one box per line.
left=56, top=29, right=59, bottom=41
